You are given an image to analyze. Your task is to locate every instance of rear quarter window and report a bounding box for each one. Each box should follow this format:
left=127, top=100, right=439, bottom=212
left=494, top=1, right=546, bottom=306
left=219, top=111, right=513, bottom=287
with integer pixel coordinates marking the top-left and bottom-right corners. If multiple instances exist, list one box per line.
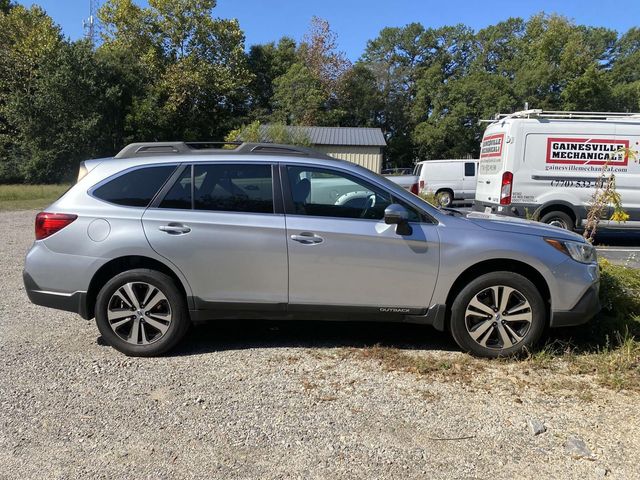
left=92, top=165, right=176, bottom=207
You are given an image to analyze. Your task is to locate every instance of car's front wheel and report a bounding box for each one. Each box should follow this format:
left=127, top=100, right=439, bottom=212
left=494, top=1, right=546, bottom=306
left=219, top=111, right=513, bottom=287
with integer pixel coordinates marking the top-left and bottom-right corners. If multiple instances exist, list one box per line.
left=450, top=272, right=546, bottom=358
left=95, top=269, right=190, bottom=356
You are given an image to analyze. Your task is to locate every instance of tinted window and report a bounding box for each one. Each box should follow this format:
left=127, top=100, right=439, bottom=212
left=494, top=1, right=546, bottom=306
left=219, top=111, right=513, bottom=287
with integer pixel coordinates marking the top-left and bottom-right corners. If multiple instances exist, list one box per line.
left=464, top=162, right=475, bottom=177
left=159, top=167, right=192, bottom=210
left=194, top=164, right=273, bottom=213
left=93, top=165, right=175, bottom=207
left=287, top=166, right=395, bottom=220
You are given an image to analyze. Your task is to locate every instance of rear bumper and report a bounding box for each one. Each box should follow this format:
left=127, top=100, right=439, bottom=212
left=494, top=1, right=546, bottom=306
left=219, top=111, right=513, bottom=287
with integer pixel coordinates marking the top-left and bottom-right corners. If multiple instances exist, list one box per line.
left=23, top=271, right=89, bottom=319
left=550, top=284, right=600, bottom=328
left=473, top=200, right=539, bottom=218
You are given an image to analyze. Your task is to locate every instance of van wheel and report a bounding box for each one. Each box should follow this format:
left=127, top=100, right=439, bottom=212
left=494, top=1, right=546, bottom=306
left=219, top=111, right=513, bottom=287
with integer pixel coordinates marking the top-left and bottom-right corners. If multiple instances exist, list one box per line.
left=540, top=211, right=573, bottom=230
left=437, top=190, right=453, bottom=207
left=95, top=269, right=190, bottom=357
left=450, top=272, right=546, bottom=358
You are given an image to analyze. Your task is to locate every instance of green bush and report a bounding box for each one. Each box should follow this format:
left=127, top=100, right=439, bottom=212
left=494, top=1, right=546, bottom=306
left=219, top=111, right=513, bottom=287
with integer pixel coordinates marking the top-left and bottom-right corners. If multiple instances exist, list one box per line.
left=598, top=260, right=640, bottom=331
left=550, top=260, right=640, bottom=354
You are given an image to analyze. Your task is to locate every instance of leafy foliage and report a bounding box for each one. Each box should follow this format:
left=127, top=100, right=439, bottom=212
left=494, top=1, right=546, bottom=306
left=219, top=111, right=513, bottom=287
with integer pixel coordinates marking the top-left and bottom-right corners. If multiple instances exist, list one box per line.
left=225, top=120, right=311, bottom=146
left=1, top=7, right=640, bottom=182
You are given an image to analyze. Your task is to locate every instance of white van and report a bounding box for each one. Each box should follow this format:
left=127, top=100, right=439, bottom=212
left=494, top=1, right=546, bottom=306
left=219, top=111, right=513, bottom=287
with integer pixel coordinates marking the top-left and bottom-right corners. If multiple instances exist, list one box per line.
left=474, top=110, right=640, bottom=230
left=413, top=159, right=478, bottom=206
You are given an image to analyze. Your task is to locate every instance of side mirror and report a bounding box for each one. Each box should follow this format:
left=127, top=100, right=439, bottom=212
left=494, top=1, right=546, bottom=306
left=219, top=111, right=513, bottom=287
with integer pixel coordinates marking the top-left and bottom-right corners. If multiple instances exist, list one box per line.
left=384, top=204, right=412, bottom=235
left=384, top=204, right=409, bottom=224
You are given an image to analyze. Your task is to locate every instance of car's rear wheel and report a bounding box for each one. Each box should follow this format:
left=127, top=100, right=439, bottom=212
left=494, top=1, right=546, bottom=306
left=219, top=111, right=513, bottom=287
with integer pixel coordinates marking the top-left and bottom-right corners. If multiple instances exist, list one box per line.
left=95, top=269, right=189, bottom=356
left=450, top=272, right=546, bottom=358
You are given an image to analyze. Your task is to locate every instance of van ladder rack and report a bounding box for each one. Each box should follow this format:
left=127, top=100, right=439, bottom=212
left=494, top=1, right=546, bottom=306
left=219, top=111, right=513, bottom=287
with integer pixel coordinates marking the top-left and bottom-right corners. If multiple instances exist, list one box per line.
left=114, top=141, right=334, bottom=160
left=480, top=109, right=640, bottom=123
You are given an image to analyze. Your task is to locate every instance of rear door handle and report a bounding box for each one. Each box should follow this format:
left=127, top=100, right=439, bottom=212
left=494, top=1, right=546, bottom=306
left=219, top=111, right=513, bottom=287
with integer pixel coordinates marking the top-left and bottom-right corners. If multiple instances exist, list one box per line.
left=290, top=232, right=324, bottom=244
left=159, top=223, right=191, bottom=235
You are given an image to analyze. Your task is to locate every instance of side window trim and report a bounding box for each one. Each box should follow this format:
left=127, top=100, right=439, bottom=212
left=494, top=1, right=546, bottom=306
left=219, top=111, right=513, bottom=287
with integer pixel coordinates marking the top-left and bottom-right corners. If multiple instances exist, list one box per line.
left=272, top=163, right=285, bottom=215
left=279, top=162, right=296, bottom=215
left=89, top=163, right=179, bottom=209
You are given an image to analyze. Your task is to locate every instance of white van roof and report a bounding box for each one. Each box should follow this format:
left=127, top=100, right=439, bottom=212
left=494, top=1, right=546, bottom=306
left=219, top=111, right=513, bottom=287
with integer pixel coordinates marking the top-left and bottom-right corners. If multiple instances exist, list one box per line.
left=415, top=158, right=477, bottom=165
left=481, top=109, right=640, bottom=124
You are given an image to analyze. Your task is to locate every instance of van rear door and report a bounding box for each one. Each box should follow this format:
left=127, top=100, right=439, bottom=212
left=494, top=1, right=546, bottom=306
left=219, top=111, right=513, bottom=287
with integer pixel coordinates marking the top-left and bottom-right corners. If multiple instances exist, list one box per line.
left=476, top=124, right=510, bottom=206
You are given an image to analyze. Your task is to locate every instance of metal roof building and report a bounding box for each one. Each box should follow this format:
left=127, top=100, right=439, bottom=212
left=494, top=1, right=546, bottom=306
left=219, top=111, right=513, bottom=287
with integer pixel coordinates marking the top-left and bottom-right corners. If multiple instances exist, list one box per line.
left=260, top=125, right=387, bottom=173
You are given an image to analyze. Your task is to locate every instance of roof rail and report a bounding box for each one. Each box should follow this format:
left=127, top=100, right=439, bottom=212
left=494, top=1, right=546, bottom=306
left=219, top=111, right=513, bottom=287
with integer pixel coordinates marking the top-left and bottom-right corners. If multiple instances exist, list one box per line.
left=479, top=109, right=640, bottom=123
left=114, top=141, right=333, bottom=160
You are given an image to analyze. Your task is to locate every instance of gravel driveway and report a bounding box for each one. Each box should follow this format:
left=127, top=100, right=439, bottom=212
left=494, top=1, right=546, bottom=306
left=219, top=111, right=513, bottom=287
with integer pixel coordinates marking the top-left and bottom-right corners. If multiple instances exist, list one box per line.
left=1, top=209, right=638, bottom=479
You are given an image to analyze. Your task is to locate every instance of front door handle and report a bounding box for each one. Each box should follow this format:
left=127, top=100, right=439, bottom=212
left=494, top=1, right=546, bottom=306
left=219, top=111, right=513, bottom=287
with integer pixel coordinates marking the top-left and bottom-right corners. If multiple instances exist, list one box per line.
left=290, top=232, right=324, bottom=244
left=159, top=223, right=191, bottom=235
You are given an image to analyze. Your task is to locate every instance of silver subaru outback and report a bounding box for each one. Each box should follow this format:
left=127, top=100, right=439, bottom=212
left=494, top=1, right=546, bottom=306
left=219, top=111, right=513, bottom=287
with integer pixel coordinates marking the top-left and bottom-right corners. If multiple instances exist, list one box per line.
left=23, top=142, right=600, bottom=358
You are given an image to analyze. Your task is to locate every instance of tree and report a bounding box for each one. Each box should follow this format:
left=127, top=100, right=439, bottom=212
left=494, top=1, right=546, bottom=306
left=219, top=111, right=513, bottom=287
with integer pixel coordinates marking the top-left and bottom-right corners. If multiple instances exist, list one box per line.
left=334, top=63, right=383, bottom=127
left=512, top=14, right=616, bottom=110
left=271, top=63, right=327, bottom=125
left=224, top=120, right=311, bottom=146
left=0, top=4, right=63, bottom=182
left=247, top=37, right=297, bottom=120
left=7, top=41, right=121, bottom=182
left=0, top=0, right=14, bottom=14
left=609, top=27, right=640, bottom=111
left=99, top=0, right=252, bottom=142
left=361, top=23, right=429, bottom=165
left=298, top=16, right=351, bottom=91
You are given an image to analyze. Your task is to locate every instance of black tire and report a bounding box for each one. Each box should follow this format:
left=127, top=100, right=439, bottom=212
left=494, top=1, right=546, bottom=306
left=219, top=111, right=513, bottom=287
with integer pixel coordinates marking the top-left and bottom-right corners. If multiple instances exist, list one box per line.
left=437, top=190, right=453, bottom=207
left=95, top=269, right=190, bottom=356
left=539, top=210, right=574, bottom=230
left=450, top=271, right=546, bottom=358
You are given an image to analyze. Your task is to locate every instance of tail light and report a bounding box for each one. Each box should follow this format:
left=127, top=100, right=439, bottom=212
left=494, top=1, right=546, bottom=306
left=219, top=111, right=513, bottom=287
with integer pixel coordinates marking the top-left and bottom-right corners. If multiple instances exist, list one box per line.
left=419, top=180, right=425, bottom=191
left=500, top=171, right=513, bottom=205
left=35, top=212, right=77, bottom=240
left=410, top=182, right=419, bottom=195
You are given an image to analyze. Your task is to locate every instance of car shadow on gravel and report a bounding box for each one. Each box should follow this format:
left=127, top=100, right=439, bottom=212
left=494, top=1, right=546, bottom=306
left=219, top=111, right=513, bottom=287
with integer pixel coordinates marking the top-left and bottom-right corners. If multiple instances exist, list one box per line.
left=161, top=320, right=458, bottom=357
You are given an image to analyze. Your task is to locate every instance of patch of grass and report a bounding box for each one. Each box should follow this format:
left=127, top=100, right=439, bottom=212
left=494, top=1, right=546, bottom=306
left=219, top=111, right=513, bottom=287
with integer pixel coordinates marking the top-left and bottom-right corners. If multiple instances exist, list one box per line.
left=342, top=344, right=486, bottom=383
left=0, top=184, right=70, bottom=211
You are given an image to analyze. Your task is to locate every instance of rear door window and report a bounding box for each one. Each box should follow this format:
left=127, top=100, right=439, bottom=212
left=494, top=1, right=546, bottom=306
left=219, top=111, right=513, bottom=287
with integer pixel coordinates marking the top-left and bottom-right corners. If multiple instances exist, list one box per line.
left=93, top=165, right=176, bottom=207
left=193, top=164, right=274, bottom=214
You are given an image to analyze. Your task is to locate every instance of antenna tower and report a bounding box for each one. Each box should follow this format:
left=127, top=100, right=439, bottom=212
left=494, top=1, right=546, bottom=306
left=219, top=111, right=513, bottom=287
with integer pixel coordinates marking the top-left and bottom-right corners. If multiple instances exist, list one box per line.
left=82, top=0, right=98, bottom=44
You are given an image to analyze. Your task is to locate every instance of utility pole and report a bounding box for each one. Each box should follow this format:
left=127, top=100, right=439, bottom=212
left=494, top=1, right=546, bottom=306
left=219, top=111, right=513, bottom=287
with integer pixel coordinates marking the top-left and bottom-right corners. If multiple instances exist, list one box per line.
left=82, top=0, right=98, bottom=45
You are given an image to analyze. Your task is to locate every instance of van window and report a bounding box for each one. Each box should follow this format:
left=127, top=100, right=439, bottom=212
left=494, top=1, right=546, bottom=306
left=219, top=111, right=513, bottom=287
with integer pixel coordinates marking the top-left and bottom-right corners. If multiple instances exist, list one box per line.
left=464, top=162, right=475, bottom=177
left=193, top=164, right=274, bottom=214
left=414, top=164, right=423, bottom=176
left=93, top=165, right=176, bottom=207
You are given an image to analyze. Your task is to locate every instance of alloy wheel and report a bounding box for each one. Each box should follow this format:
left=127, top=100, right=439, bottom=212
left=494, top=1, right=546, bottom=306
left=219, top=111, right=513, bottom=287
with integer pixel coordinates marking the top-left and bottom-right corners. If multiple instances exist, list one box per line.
left=106, top=282, right=172, bottom=345
left=464, top=285, right=533, bottom=350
